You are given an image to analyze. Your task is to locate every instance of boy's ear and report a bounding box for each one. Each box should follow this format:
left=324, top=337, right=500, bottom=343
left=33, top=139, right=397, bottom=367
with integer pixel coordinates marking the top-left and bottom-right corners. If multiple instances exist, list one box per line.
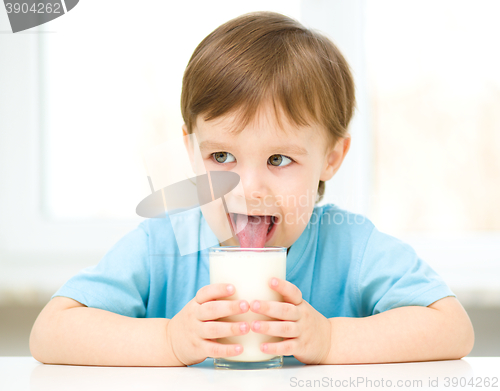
left=182, top=124, right=193, bottom=159
left=182, top=124, right=196, bottom=168
left=320, top=134, right=351, bottom=182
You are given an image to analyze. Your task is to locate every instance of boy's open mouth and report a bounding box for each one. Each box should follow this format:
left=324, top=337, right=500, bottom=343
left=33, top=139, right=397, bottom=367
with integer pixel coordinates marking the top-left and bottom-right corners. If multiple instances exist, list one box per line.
left=227, top=212, right=278, bottom=248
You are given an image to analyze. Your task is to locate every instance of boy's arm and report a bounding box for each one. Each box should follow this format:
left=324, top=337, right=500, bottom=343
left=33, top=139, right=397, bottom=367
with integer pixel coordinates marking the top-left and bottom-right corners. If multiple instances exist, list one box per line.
left=30, top=297, right=183, bottom=367
left=324, top=296, right=474, bottom=364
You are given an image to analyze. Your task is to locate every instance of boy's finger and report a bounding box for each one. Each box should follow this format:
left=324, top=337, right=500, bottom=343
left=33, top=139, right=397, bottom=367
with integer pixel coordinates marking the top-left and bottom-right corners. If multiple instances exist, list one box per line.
left=199, top=321, right=249, bottom=339
left=269, top=278, right=302, bottom=305
left=251, top=320, right=299, bottom=338
left=250, top=300, right=300, bottom=321
left=204, top=340, right=243, bottom=358
left=197, top=299, right=249, bottom=321
left=260, top=339, right=296, bottom=356
left=195, top=283, right=235, bottom=304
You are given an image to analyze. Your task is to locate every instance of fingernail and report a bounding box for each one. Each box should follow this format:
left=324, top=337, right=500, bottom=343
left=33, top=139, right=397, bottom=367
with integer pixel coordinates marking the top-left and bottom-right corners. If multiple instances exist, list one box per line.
left=235, top=346, right=242, bottom=353
left=271, top=278, right=278, bottom=287
left=253, top=301, right=260, bottom=311
left=253, top=321, right=261, bottom=331
left=227, top=285, right=234, bottom=293
left=262, top=343, right=268, bottom=352
left=240, top=301, right=248, bottom=311
left=240, top=323, right=248, bottom=332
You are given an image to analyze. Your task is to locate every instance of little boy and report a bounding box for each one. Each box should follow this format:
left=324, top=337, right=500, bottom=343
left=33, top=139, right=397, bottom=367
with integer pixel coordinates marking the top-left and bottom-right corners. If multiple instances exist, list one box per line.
left=30, top=11, right=474, bottom=366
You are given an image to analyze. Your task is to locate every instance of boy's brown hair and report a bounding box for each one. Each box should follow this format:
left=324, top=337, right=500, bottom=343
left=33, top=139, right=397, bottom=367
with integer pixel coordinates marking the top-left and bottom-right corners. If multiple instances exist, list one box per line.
left=181, top=11, right=355, bottom=203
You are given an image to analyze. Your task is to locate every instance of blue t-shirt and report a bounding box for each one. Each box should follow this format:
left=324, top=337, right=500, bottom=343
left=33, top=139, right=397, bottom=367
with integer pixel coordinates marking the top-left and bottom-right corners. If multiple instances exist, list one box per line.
left=51, top=203, right=455, bottom=319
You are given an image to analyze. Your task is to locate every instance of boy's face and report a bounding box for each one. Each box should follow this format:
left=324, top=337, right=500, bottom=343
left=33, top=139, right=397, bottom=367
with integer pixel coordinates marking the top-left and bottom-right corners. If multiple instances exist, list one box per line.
left=182, top=102, right=350, bottom=249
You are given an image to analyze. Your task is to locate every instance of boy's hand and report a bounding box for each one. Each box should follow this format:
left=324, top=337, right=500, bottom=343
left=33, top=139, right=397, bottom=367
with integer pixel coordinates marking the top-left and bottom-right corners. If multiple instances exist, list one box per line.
left=166, top=283, right=250, bottom=366
left=250, top=277, right=332, bottom=365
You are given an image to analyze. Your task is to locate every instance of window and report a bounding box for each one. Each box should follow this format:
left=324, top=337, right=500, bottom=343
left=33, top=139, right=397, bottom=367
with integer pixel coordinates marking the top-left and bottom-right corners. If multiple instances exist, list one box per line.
left=364, top=0, right=500, bottom=305
left=0, top=1, right=303, bottom=303
left=41, top=0, right=302, bottom=221
left=366, top=0, right=500, bottom=235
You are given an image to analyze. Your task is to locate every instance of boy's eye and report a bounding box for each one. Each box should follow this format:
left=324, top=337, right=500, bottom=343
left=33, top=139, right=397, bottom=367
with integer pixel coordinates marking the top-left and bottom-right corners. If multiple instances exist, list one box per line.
left=211, top=152, right=293, bottom=167
left=212, top=152, right=236, bottom=164
left=268, top=154, right=292, bottom=167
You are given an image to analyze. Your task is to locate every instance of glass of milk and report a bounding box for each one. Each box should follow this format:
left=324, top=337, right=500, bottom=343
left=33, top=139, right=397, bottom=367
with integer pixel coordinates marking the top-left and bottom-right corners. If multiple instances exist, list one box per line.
left=209, top=246, right=287, bottom=370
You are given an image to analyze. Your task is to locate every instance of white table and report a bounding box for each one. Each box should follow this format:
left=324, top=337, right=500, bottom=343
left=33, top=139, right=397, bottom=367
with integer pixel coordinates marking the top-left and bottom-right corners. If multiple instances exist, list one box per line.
left=1, top=356, right=499, bottom=391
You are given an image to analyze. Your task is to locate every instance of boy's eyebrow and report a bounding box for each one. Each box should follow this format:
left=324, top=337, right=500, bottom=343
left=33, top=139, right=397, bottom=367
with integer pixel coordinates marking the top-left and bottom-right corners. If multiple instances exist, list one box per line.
left=199, top=140, right=308, bottom=156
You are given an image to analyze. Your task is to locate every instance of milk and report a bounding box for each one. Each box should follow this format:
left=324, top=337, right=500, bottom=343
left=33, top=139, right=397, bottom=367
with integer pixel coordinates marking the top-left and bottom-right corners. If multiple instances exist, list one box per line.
left=209, top=247, right=286, bottom=362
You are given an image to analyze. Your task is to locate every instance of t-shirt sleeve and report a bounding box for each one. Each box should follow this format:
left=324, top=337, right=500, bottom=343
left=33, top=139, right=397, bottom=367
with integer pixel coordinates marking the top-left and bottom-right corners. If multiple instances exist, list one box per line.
left=356, top=225, right=456, bottom=316
left=51, top=223, right=150, bottom=318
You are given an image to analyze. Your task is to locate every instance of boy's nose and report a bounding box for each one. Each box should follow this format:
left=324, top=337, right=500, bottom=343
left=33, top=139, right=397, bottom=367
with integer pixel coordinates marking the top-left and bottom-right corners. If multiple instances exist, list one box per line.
left=232, top=168, right=270, bottom=204
left=239, top=170, right=271, bottom=207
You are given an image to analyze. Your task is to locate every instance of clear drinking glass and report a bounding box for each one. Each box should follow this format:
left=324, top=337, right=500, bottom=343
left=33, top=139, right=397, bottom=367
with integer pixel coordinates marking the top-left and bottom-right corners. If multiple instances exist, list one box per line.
left=209, top=246, right=287, bottom=370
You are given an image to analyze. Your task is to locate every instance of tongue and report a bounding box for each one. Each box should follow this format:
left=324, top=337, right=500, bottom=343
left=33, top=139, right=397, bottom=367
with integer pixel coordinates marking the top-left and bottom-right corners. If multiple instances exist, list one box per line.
left=234, top=214, right=271, bottom=248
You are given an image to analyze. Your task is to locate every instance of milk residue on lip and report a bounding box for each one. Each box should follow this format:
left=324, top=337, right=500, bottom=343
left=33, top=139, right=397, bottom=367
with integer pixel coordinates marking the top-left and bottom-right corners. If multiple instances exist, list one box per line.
left=209, top=249, right=286, bottom=362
